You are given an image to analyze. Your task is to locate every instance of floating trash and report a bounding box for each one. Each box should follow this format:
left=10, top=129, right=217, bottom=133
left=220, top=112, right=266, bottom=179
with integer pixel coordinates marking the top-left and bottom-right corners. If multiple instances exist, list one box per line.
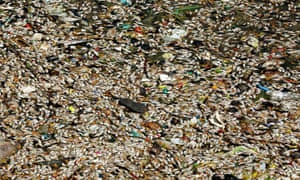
left=142, top=121, right=161, bottom=131
left=20, top=86, right=36, bottom=94
left=49, top=159, right=63, bottom=169
left=159, top=73, right=176, bottom=82
left=247, top=36, right=259, bottom=48
left=120, top=0, right=132, bottom=6
left=32, top=33, right=43, bottom=41
left=170, top=138, right=184, bottom=145
left=0, top=0, right=298, bottom=179
left=0, top=140, right=18, bottom=164
left=163, top=29, right=188, bottom=42
left=118, top=98, right=147, bottom=113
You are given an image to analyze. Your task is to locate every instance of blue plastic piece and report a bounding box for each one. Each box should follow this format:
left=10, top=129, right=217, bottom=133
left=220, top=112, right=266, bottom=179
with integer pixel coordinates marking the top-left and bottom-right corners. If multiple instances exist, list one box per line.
left=256, top=84, right=270, bottom=92
left=121, top=0, right=131, bottom=5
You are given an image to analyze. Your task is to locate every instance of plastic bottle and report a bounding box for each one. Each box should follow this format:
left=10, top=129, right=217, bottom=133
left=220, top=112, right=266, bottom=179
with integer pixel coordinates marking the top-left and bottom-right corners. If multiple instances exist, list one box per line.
left=267, top=91, right=300, bottom=101
left=256, top=84, right=300, bottom=101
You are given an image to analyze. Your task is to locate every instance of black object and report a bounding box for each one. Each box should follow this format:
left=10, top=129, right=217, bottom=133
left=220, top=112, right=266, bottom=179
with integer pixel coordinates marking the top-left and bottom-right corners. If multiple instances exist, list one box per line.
left=139, top=87, right=147, bottom=96
left=212, top=174, right=222, bottom=180
left=290, top=151, right=300, bottom=159
left=49, top=160, right=63, bottom=169
left=212, top=174, right=241, bottom=180
left=224, top=174, right=241, bottom=180
left=46, top=55, right=59, bottom=62
left=118, top=98, right=147, bottom=113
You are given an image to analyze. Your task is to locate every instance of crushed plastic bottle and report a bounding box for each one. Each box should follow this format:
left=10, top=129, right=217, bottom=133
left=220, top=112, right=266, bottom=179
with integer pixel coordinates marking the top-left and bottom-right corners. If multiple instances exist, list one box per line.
left=267, top=91, right=300, bottom=101
left=163, top=29, right=187, bottom=42
left=170, top=138, right=184, bottom=145
left=257, top=84, right=300, bottom=101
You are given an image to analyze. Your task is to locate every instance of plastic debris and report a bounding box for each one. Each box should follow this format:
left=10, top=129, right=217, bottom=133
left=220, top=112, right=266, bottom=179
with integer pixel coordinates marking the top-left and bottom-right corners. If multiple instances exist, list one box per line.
left=119, top=98, right=147, bottom=113
left=163, top=29, right=187, bottom=42
left=120, top=24, right=131, bottom=30
left=0, top=140, right=18, bottom=163
left=247, top=36, right=259, bottom=48
left=49, top=160, right=63, bottom=169
left=224, top=174, right=241, bottom=180
left=156, top=140, right=173, bottom=150
left=162, top=88, right=168, bottom=94
left=257, top=84, right=300, bottom=101
left=134, top=26, right=143, bottom=34
left=267, top=91, right=300, bottom=101
left=121, top=0, right=132, bottom=6
left=130, top=130, right=141, bottom=138
left=189, top=117, right=198, bottom=126
left=212, top=174, right=241, bottom=180
left=290, top=151, right=300, bottom=159
left=209, top=111, right=225, bottom=128
left=68, top=106, right=75, bottom=113
left=142, top=122, right=161, bottom=131
left=20, top=86, right=36, bottom=94
left=170, top=138, right=184, bottom=145
left=149, top=142, right=162, bottom=156
left=0, top=0, right=298, bottom=179
left=256, top=84, right=270, bottom=92
left=32, top=33, right=43, bottom=41
left=159, top=73, right=174, bottom=81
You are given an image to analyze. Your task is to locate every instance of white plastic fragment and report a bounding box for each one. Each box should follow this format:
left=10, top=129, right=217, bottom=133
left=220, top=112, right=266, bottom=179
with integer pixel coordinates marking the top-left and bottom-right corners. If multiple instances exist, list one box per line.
left=260, top=162, right=266, bottom=171
left=114, top=46, right=122, bottom=51
left=190, top=117, right=198, bottom=126
left=159, top=73, right=174, bottom=81
left=287, top=49, right=300, bottom=55
left=164, top=29, right=187, bottom=42
left=171, top=138, right=184, bottom=145
left=267, top=91, right=300, bottom=101
left=141, top=77, right=151, bottom=82
left=209, top=111, right=225, bottom=128
left=21, top=86, right=36, bottom=94
left=41, top=82, right=52, bottom=89
left=60, top=17, right=81, bottom=22
left=247, top=36, right=259, bottom=48
left=89, top=124, right=100, bottom=133
left=32, top=33, right=43, bottom=41
left=62, top=40, right=89, bottom=46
